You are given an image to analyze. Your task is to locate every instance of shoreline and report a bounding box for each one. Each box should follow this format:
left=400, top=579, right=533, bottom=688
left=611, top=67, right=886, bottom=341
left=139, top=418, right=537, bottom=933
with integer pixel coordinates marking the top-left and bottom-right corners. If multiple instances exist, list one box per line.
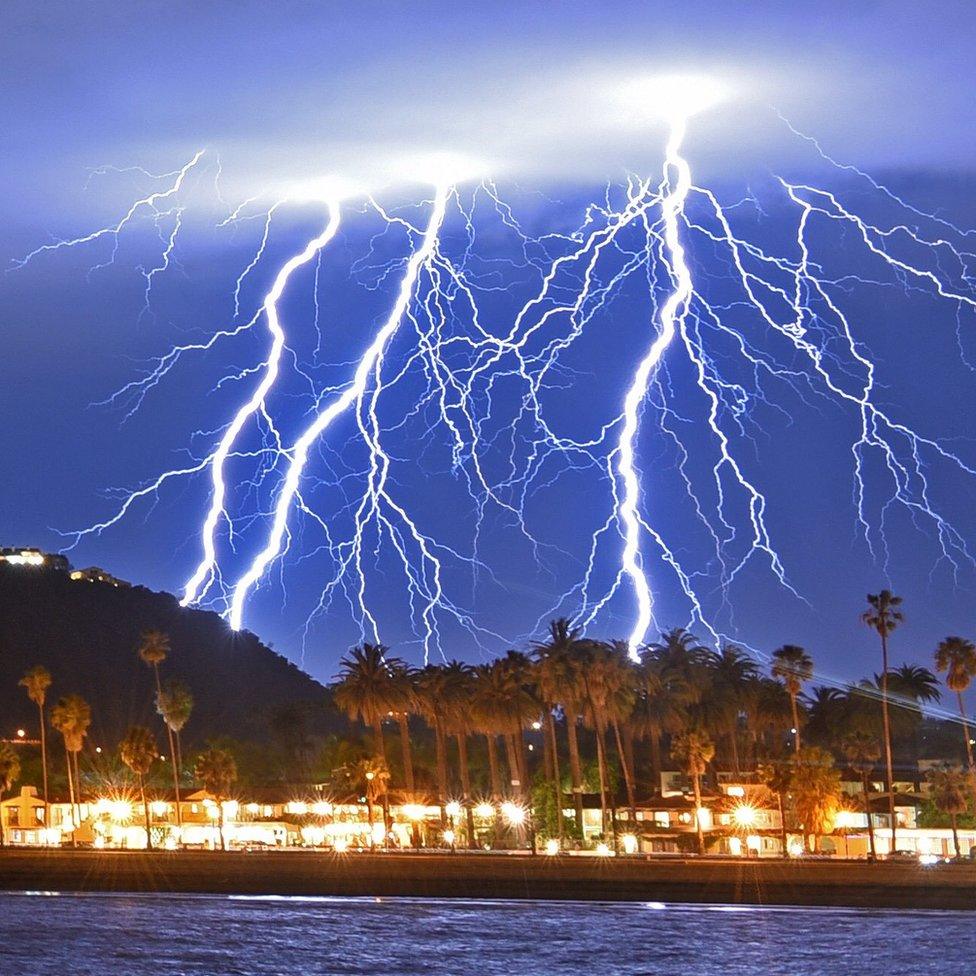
left=2, top=850, right=975, bottom=910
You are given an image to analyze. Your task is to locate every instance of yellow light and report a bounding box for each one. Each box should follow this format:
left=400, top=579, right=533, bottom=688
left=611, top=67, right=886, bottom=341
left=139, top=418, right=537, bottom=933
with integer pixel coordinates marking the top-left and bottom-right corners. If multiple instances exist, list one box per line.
left=286, top=801, right=309, bottom=815
left=732, top=804, right=758, bottom=828
left=371, top=821, right=386, bottom=844
left=443, top=829, right=456, bottom=845
left=788, top=840, right=805, bottom=858
left=834, top=810, right=859, bottom=829
left=501, top=802, right=525, bottom=826
left=110, top=801, right=132, bottom=822
left=746, top=834, right=762, bottom=852
left=333, top=837, right=349, bottom=853
left=16, top=728, right=26, bottom=738
left=544, top=838, right=560, bottom=856
left=474, top=802, right=494, bottom=819
left=531, top=721, right=542, bottom=731
left=150, top=801, right=168, bottom=817
left=222, top=800, right=239, bottom=819
left=596, top=842, right=612, bottom=856
left=246, top=802, right=260, bottom=815
left=445, top=800, right=462, bottom=818
left=312, top=801, right=332, bottom=816
left=727, top=785, right=745, bottom=798
left=729, top=836, right=743, bottom=856
left=164, top=835, right=178, bottom=851
left=621, top=833, right=639, bottom=855
left=402, top=803, right=426, bottom=821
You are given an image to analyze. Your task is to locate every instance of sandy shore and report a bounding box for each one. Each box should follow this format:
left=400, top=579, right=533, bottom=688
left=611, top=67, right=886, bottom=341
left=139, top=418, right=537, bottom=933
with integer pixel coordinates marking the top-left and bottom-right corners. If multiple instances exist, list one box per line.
left=2, top=849, right=975, bottom=909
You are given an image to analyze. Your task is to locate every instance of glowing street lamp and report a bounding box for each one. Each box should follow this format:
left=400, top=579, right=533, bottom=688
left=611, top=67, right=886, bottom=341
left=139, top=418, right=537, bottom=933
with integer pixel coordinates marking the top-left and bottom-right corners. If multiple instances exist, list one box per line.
left=732, top=804, right=758, bottom=829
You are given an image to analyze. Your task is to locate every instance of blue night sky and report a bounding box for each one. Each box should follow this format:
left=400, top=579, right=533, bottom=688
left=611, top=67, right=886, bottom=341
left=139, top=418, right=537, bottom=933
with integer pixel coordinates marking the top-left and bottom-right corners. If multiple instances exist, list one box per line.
left=3, top=0, right=976, bottom=688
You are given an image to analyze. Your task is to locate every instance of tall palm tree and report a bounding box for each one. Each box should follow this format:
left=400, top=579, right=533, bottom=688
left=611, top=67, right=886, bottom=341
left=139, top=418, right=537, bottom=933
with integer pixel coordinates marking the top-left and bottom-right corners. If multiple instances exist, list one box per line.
left=671, top=727, right=714, bottom=854
left=757, top=759, right=792, bottom=857
left=194, top=747, right=238, bottom=851
left=137, top=631, right=180, bottom=813
left=862, top=589, right=904, bottom=848
left=841, top=730, right=881, bottom=860
left=496, top=650, right=534, bottom=799
left=532, top=619, right=587, bottom=828
left=338, top=757, right=391, bottom=848
left=634, top=651, right=689, bottom=791
left=49, top=694, right=91, bottom=839
left=156, top=679, right=193, bottom=827
left=387, top=662, right=418, bottom=795
left=18, top=665, right=51, bottom=811
left=704, top=645, right=759, bottom=772
left=934, top=636, right=976, bottom=806
left=471, top=663, right=507, bottom=801
left=442, top=660, right=478, bottom=846
left=415, top=664, right=453, bottom=815
left=529, top=656, right=565, bottom=838
left=333, top=643, right=401, bottom=766
left=928, top=765, right=969, bottom=858
left=771, top=645, right=813, bottom=753
left=119, top=725, right=158, bottom=850
left=0, top=743, right=21, bottom=847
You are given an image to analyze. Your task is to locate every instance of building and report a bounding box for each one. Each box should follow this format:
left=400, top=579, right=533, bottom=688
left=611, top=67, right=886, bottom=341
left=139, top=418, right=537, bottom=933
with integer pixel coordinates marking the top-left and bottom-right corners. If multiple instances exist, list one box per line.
left=0, top=547, right=70, bottom=573
left=69, top=566, right=130, bottom=587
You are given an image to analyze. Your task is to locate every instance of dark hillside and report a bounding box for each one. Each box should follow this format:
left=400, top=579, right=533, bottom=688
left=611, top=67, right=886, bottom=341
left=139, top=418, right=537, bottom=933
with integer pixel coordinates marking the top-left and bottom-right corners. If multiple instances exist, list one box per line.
left=0, top=566, right=341, bottom=747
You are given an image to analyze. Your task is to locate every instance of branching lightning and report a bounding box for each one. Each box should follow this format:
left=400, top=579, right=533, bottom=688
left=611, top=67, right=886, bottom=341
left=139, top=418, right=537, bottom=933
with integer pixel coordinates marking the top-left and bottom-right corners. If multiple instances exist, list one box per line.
left=14, top=84, right=976, bottom=665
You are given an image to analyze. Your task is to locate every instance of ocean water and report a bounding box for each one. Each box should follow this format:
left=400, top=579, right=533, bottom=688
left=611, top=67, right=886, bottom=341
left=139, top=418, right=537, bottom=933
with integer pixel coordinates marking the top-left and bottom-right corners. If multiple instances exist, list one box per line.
left=1, top=891, right=973, bottom=975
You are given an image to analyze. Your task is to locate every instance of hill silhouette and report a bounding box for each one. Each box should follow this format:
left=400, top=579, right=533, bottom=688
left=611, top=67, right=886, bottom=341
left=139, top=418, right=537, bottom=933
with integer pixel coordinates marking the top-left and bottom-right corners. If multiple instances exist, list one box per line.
left=0, top=565, right=341, bottom=749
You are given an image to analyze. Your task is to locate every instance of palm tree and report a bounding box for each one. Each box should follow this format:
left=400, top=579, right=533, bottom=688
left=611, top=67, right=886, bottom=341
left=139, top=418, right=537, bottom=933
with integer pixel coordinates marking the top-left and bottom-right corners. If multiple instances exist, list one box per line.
left=532, top=619, right=587, bottom=828
left=137, top=631, right=180, bottom=815
left=156, top=679, right=193, bottom=828
left=0, top=743, right=21, bottom=847
left=442, top=660, right=478, bottom=846
left=671, top=727, right=714, bottom=854
left=471, top=663, right=508, bottom=801
left=771, top=645, right=813, bottom=753
left=119, top=726, right=158, bottom=850
left=387, top=662, right=418, bottom=795
left=49, top=693, right=91, bottom=839
left=333, top=643, right=401, bottom=766
left=415, top=664, right=452, bottom=815
left=496, top=650, right=534, bottom=800
left=704, top=645, right=759, bottom=772
left=18, top=665, right=51, bottom=810
left=841, top=730, right=880, bottom=860
left=934, top=636, right=976, bottom=806
left=194, top=747, right=238, bottom=851
left=339, top=757, right=391, bottom=848
left=757, top=759, right=792, bottom=857
left=790, top=746, right=841, bottom=853
left=634, top=652, right=689, bottom=791
left=928, top=765, right=969, bottom=858
left=862, top=589, right=904, bottom=848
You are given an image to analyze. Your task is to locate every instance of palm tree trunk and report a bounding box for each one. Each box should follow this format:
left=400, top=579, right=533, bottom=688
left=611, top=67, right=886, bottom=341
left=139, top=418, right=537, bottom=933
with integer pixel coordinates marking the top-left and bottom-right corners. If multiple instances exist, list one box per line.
left=594, top=725, right=609, bottom=838
left=777, top=790, right=788, bottom=858
left=139, top=773, right=153, bottom=851
left=862, top=774, right=877, bottom=860
left=434, top=724, right=449, bottom=815
left=502, top=733, right=520, bottom=796
left=455, top=733, right=476, bottom=848
left=790, top=692, right=801, bottom=754
left=398, top=713, right=415, bottom=794
left=174, top=731, right=184, bottom=827
left=729, top=724, right=741, bottom=774
left=63, top=740, right=76, bottom=846
left=219, top=803, right=226, bottom=851
left=153, top=664, right=181, bottom=827
left=956, top=691, right=976, bottom=808
left=565, top=710, right=584, bottom=832
left=692, top=773, right=705, bottom=855
left=72, top=749, right=83, bottom=830
left=485, top=733, right=502, bottom=798
left=372, top=717, right=387, bottom=763
left=951, top=812, right=961, bottom=859
left=38, top=702, right=49, bottom=812
left=546, top=711, right=564, bottom=838
left=0, top=789, right=5, bottom=846
left=879, top=632, right=897, bottom=851
left=648, top=725, right=662, bottom=794
left=612, top=719, right=637, bottom=822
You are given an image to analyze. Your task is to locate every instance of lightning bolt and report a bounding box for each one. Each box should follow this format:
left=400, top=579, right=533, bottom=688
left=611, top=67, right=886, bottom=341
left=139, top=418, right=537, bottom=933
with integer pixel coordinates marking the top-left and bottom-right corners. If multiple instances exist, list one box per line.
left=15, top=101, right=976, bottom=668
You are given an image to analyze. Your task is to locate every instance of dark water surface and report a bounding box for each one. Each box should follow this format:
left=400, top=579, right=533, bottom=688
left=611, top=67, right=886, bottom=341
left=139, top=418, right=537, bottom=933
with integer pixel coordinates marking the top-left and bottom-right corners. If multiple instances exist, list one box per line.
left=1, top=891, right=973, bottom=975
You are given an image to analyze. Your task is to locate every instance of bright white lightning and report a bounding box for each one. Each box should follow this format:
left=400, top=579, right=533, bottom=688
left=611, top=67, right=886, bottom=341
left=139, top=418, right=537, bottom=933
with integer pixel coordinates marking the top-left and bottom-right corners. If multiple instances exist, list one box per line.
left=180, top=199, right=344, bottom=607
left=226, top=186, right=450, bottom=629
left=616, top=117, right=693, bottom=660
left=16, top=95, right=976, bottom=667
